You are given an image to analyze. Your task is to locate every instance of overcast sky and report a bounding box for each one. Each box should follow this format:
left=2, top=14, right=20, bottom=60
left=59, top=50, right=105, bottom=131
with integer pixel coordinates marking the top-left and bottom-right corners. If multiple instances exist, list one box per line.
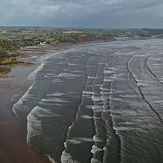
left=0, top=0, right=163, bottom=28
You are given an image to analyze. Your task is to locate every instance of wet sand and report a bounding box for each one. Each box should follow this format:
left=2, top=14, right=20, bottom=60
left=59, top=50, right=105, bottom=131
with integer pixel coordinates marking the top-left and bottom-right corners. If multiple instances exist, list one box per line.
left=0, top=45, right=68, bottom=163
left=0, top=72, right=51, bottom=162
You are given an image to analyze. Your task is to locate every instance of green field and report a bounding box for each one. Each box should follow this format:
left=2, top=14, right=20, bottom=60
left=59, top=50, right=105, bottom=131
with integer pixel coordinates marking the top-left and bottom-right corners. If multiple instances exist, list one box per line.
left=0, top=27, right=163, bottom=47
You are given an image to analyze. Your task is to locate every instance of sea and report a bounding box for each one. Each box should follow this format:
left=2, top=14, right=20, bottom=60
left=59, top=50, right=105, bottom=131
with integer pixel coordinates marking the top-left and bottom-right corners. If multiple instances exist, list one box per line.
left=12, top=39, right=163, bottom=163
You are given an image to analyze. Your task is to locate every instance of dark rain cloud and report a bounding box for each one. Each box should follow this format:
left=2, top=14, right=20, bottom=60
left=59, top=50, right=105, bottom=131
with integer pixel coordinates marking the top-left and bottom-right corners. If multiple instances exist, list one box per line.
left=0, top=0, right=163, bottom=28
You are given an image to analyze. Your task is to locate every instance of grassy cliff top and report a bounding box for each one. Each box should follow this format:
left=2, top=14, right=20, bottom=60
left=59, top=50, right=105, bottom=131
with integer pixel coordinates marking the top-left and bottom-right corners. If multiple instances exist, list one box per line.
left=0, top=38, right=19, bottom=58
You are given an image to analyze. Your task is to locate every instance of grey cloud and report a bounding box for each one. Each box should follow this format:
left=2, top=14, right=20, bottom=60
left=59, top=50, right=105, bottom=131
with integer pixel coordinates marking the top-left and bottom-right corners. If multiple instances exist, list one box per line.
left=0, top=0, right=163, bottom=28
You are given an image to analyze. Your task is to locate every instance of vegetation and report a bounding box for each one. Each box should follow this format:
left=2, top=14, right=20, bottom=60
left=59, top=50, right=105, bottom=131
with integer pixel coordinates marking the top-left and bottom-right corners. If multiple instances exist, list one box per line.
left=0, top=27, right=163, bottom=47
left=0, top=38, right=19, bottom=64
left=0, top=27, right=163, bottom=64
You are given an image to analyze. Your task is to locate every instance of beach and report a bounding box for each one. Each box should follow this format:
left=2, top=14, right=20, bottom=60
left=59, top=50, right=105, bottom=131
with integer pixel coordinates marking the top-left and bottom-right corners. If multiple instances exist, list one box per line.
left=0, top=41, right=104, bottom=162
left=0, top=45, right=66, bottom=163
left=0, top=72, right=51, bottom=162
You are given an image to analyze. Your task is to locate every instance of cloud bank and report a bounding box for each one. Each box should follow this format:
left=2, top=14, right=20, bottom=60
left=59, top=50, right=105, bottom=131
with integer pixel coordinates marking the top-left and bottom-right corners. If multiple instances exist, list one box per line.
left=1, top=0, right=163, bottom=28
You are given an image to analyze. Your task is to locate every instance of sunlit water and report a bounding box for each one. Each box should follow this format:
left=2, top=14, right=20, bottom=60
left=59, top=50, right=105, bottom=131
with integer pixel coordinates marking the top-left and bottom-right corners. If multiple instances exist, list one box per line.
left=13, top=39, right=163, bottom=163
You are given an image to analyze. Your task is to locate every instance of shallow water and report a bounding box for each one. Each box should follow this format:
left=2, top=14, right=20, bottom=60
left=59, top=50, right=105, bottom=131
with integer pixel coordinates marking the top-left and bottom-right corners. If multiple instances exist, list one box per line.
left=13, top=40, right=163, bottom=163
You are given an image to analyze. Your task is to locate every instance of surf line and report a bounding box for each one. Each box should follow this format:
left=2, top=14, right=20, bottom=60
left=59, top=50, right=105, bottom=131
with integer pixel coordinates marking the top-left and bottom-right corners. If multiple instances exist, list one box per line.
left=90, top=58, right=107, bottom=162
left=100, top=52, right=122, bottom=163
left=145, top=55, right=163, bottom=85
left=61, top=54, right=96, bottom=162
left=127, top=54, right=163, bottom=124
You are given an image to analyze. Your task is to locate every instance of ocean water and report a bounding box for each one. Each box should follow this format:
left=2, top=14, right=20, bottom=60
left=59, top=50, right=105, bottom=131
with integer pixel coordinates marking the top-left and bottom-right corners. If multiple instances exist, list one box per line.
left=13, top=40, right=163, bottom=163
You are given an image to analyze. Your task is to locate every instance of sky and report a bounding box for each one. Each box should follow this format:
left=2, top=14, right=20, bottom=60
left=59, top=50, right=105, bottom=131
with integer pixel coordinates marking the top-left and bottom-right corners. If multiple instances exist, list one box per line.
left=0, top=0, right=163, bottom=28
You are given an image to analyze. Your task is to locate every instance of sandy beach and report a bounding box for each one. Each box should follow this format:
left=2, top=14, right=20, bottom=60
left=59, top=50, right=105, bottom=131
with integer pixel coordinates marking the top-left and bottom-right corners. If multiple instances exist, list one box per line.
left=0, top=45, right=65, bottom=163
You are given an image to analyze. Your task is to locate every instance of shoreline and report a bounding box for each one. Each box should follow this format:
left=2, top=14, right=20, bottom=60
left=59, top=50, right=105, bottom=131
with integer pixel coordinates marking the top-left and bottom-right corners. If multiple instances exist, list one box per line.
left=0, top=45, right=66, bottom=162
left=0, top=40, right=97, bottom=162
left=0, top=75, right=51, bottom=162
left=0, top=38, right=156, bottom=162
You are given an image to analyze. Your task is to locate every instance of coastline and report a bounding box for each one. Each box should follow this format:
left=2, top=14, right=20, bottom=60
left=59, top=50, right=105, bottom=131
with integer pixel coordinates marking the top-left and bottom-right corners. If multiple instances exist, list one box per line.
left=0, top=44, right=72, bottom=162
left=0, top=40, right=102, bottom=162
left=0, top=38, right=152, bottom=162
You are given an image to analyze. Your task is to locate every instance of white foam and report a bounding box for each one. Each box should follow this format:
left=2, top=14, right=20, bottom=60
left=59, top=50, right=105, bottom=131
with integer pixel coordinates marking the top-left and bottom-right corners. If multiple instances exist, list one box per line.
left=88, top=76, right=96, bottom=79
left=53, top=78, right=63, bottom=83
left=110, top=97, right=125, bottom=102
left=39, top=102, right=68, bottom=107
left=103, top=70, right=113, bottom=74
left=104, top=78, right=113, bottom=82
left=152, top=63, right=161, bottom=66
left=27, top=106, right=61, bottom=145
left=91, top=158, right=101, bottom=163
left=107, top=91, right=113, bottom=95
left=82, top=94, right=92, bottom=98
left=116, top=73, right=126, bottom=77
left=12, top=82, right=35, bottom=117
left=59, top=73, right=80, bottom=78
left=103, top=147, right=106, bottom=151
left=118, top=121, right=135, bottom=125
left=45, top=155, right=55, bottom=163
left=32, top=106, right=61, bottom=118
left=120, top=94, right=138, bottom=98
left=137, top=82, right=148, bottom=87
left=77, top=137, right=93, bottom=142
left=67, top=137, right=93, bottom=145
left=27, top=114, right=42, bottom=145
left=94, top=109, right=103, bottom=113
left=80, top=115, right=96, bottom=119
left=28, top=62, right=45, bottom=81
left=82, top=91, right=95, bottom=95
left=92, top=96, right=103, bottom=102
left=99, top=63, right=105, bottom=65
left=61, top=151, right=78, bottom=163
left=94, top=84, right=102, bottom=87
left=135, top=54, right=147, bottom=57
left=41, top=97, right=70, bottom=103
left=91, top=145, right=103, bottom=154
left=100, top=87, right=109, bottom=91
left=86, top=105, right=94, bottom=109
left=150, top=58, right=161, bottom=61
left=67, top=139, right=81, bottom=145
left=81, top=53, right=86, bottom=56
left=68, top=63, right=77, bottom=66
left=93, top=136, right=103, bottom=142
left=101, top=92, right=110, bottom=95
left=44, top=73, right=57, bottom=78
left=92, top=105, right=102, bottom=110
left=113, top=126, right=141, bottom=131
left=64, top=141, right=67, bottom=148
left=46, top=92, right=66, bottom=97
left=12, top=99, right=23, bottom=116
left=153, top=100, right=163, bottom=103
left=68, top=125, right=72, bottom=130
left=11, top=94, right=20, bottom=102
left=72, top=70, right=83, bottom=73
